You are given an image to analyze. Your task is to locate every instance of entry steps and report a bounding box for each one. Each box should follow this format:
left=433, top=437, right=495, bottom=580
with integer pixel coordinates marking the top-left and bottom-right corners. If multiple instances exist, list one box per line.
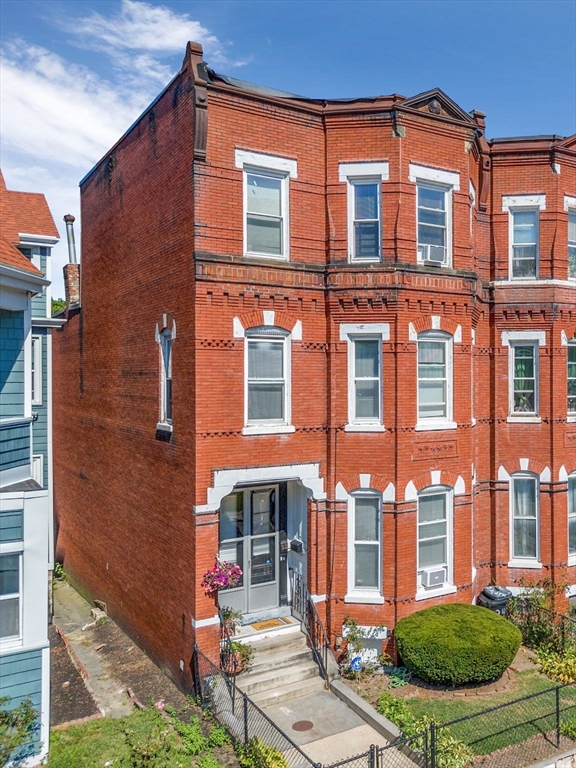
left=236, top=628, right=325, bottom=707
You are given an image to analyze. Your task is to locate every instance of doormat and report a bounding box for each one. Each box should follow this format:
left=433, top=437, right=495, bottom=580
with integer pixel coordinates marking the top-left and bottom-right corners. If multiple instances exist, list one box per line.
left=250, top=618, right=290, bottom=631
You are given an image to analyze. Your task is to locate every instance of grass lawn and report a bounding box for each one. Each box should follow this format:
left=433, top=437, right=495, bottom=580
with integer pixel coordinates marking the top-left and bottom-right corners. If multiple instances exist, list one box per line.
left=47, top=707, right=236, bottom=768
left=352, top=668, right=576, bottom=757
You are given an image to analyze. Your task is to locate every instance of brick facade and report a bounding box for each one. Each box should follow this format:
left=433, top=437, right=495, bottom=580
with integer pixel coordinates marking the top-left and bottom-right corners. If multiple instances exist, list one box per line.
left=52, top=42, right=576, bottom=689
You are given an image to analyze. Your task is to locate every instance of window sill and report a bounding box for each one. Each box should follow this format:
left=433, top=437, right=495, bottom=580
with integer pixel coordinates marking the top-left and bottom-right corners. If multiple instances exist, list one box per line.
left=508, top=560, right=542, bottom=569
left=344, top=593, right=384, bottom=605
left=506, top=416, right=541, bottom=424
left=415, top=584, right=457, bottom=601
left=0, top=637, right=23, bottom=651
left=568, top=557, right=576, bottom=568
left=417, top=261, right=451, bottom=269
left=156, top=422, right=173, bottom=433
left=415, top=420, right=457, bottom=432
left=242, top=425, right=296, bottom=436
left=349, top=257, right=381, bottom=264
left=567, top=415, right=576, bottom=423
left=344, top=423, right=385, bottom=433
left=244, top=251, right=288, bottom=261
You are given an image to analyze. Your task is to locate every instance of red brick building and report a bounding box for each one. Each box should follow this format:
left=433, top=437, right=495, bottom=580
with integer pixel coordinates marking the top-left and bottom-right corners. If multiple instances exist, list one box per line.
left=53, top=42, right=576, bottom=690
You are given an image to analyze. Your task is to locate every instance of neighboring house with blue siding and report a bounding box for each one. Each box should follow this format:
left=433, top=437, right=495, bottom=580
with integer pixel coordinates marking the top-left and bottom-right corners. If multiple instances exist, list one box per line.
left=0, top=171, right=61, bottom=766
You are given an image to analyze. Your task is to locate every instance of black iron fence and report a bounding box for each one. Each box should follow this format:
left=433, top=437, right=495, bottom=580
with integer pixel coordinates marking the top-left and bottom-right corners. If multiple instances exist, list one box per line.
left=193, top=645, right=320, bottom=767
left=291, top=569, right=333, bottom=682
left=507, top=597, right=576, bottom=654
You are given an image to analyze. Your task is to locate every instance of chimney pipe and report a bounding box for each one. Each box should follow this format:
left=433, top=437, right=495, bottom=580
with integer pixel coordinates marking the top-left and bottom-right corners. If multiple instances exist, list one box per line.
left=64, top=214, right=77, bottom=264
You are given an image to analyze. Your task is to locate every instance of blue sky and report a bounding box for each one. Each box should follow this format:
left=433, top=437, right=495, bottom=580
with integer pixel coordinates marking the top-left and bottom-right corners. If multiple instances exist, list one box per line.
left=1, top=0, right=575, bottom=296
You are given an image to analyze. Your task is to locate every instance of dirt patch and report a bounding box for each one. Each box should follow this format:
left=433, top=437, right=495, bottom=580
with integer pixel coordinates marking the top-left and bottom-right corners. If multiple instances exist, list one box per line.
left=50, top=624, right=100, bottom=726
left=346, top=647, right=539, bottom=706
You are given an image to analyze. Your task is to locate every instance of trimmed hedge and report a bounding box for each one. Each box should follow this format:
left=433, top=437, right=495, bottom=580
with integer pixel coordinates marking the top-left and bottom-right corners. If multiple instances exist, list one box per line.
left=394, top=603, right=522, bottom=686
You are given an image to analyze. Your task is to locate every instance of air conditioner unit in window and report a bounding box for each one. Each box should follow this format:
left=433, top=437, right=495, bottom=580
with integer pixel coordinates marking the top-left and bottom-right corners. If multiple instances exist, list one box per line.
left=421, top=568, right=446, bottom=588
left=418, top=244, right=446, bottom=264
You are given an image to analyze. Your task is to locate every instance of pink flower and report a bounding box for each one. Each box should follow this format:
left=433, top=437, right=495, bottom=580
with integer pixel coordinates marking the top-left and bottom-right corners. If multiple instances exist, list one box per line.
left=155, top=700, right=165, bottom=710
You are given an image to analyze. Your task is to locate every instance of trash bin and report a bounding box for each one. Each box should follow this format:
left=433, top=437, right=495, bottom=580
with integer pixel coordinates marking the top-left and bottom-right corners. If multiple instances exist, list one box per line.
left=477, top=585, right=513, bottom=616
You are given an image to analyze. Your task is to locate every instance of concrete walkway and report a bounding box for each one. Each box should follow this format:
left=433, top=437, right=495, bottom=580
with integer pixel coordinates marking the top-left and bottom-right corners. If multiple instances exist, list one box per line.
left=263, top=689, right=389, bottom=763
left=52, top=580, right=133, bottom=718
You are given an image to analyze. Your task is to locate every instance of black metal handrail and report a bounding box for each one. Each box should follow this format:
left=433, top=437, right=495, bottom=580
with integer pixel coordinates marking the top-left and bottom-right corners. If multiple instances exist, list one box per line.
left=291, top=569, right=332, bottom=683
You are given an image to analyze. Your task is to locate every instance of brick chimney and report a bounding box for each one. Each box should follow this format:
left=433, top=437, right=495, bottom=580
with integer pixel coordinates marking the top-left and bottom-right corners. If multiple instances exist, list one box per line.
left=63, top=214, right=80, bottom=308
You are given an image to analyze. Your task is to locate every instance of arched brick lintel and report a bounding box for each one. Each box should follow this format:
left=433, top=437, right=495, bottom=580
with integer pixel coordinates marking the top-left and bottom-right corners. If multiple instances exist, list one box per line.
left=338, top=473, right=395, bottom=501
left=404, top=470, right=465, bottom=500
left=409, top=315, right=462, bottom=341
left=233, top=310, right=302, bottom=339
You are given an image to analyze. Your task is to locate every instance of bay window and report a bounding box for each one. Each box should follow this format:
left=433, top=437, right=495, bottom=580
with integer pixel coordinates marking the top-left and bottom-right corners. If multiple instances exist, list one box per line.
left=511, top=344, right=537, bottom=415
left=568, top=341, right=576, bottom=415
left=417, top=488, right=453, bottom=593
left=417, top=331, right=454, bottom=428
left=347, top=493, right=383, bottom=602
left=0, top=552, right=21, bottom=640
left=568, top=209, right=576, bottom=280
left=569, top=475, right=576, bottom=562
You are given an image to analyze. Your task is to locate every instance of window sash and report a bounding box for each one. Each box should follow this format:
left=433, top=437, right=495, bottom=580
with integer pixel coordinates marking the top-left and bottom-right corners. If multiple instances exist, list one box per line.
left=351, top=181, right=381, bottom=260
left=512, top=345, right=536, bottom=414
left=417, top=492, right=449, bottom=574
left=352, top=496, right=381, bottom=591
left=0, top=552, right=21, bottom=639
left=417, top=184, right=447, bottom=263
left=353, top=339, right=381, bottom=421
left=245, top=171, right=285, bottom=257
left=418, top=339, right=448, bottom=419
left=568, top=210, right=576, bottom=279
left=160, top=331, right=172, bottom=423
left=511, top=210, right=538, bottom=278
left=247, top=337, right=287, bottom=424
left=512, top=477, right=538, bottom=560
left=568, top=343, right=576, bottom=413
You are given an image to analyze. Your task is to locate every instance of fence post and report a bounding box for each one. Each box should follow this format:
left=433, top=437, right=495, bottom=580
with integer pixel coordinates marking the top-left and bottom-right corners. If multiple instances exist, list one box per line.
left=243, top=692, right=249, bottom=744
left=430, top=722, right=436, bottom=768
left=368, top=744, right=376, bottom=768
left=424, top=726, right=429, bottom=768
left=556, top=686, right=561, bottom=747
left=192, top=646, right=201, bottom=705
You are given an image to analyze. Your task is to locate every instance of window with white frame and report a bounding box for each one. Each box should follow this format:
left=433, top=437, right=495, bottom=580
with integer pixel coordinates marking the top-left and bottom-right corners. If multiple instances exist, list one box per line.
left=569, top=209, right=576, bottom=280
left=417, top=488, right=452, bottom=590
left=245, top=327, right=290, bottom=427
left=31, top=335, right=42, bottom=405
left=236, top=150, right=297, bottom=260
left=341, top=323, right=389, bottom=431
left=568, top=474, right=576, bottom=561
left=569, top=341, right=576, bottom=415
left=339, top=162, right=389, bottom=263
left=409, top=164, right=459, bottom=268
left=511, top=474, right=539, bottom=561
left=0, top=552, right=21, bottom=640
left=159, top=328, right=173, bottom=426
left=510, top=343, right=538, bottom=415
left=511, top=210, right=538, bottom=278
left=349, top=493, right=382, bottom=596
left=417, top=331, right=453, bottom=425
left=502, top=196, right=545, bottom=280
left=351, top=338, right=381, bottom=424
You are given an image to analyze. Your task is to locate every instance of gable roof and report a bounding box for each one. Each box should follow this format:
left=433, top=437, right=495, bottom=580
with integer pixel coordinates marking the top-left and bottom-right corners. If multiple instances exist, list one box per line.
left=0, top=235, right=43, bottom=274
left=399, top=88, right=476, bottom=125
left=0, top=170, right=59, bottom=243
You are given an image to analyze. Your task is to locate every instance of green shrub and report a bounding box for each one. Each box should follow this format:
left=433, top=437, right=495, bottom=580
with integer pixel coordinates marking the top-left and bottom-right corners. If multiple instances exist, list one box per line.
left=237, top=738, right=288, bottom=768
left=394, top=604, right=521, bottom=686
left=537, top=645, right=576, bottom=683
left=0, top=696, right=39, bottom=767
left=560, top=716, right=576, bottom=740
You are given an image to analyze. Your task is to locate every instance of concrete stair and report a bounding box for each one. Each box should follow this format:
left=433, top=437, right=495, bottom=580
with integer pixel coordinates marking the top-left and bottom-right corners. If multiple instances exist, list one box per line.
left=236, top=629, right=325, bottom=707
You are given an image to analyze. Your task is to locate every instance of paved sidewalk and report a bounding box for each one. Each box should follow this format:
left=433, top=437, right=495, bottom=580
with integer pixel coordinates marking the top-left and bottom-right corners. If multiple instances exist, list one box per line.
left=263, top=689, right=389, bottom=763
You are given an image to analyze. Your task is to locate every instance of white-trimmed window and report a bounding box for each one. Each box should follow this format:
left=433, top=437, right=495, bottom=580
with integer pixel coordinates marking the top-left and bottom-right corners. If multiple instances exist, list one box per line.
left=502, top=195, right=545, bottom=280
left=347, top=493, right=382, bottom=601
left=0, top=551, right=21, bottom=641
left=31, top=335, right=42, bottom=406
left=417, top=488, right=453, bottom=593
left=409, top=164, right=459, bottom=267
left=510, top=474, right=539, bottom=563
left=236, top=150, right=297, bottom=260
left=510, top=343, right=538, bottom=415
left=568, top=474, right=576, bottom=562
left=416, top=331, right=454, bottom=429
left=339, top=163, right=389, bottom=262
left=569, top=209, right=576, bottom=280
left=158, top=328, right=173, bottom=429
left=569, top=341, right=576, bottom=415
left=244, top=327, right=292, bottom=434
left=341, top=323, right=389, bottom=431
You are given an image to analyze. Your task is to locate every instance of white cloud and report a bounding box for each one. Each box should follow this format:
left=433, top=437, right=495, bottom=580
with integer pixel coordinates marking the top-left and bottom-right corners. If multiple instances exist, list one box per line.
left=0, top=1, right=249, bottom=297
